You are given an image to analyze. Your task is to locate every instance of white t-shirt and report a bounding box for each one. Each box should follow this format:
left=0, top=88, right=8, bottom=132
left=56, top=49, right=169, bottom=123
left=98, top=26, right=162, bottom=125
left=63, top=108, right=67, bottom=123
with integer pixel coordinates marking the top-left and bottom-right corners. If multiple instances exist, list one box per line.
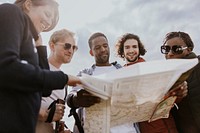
left=36, top=63, right=66, bottom=133
left=92, top=65, right=116, bottom=76
left=41, top=63, right=65, bottom=109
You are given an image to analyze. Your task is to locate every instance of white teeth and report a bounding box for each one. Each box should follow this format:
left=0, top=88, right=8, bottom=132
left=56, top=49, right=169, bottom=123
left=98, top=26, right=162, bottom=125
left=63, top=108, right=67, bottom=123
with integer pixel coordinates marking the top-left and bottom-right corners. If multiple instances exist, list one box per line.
left=41, top=23, right=46, bottom=30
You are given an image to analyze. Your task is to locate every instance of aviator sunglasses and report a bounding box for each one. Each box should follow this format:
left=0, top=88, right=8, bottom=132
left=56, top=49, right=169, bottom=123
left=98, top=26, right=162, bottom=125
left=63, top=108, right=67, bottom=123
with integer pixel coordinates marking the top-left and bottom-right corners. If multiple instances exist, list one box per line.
left=161, top=45, right=188, bottom=54
left=56, top=43, right=78, bottom=51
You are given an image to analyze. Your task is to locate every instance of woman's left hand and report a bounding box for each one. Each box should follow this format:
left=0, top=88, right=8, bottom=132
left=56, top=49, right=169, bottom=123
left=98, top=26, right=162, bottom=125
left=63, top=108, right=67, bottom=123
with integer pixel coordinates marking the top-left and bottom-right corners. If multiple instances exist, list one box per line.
left=165, top=81, right=188, bottom=103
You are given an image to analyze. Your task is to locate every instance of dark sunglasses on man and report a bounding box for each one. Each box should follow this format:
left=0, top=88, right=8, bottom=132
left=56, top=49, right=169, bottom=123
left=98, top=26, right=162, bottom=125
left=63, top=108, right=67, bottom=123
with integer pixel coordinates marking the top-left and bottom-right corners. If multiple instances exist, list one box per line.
left=56, top=43, right=78, bottom=51
left=161, top=45, right=188, bottom=54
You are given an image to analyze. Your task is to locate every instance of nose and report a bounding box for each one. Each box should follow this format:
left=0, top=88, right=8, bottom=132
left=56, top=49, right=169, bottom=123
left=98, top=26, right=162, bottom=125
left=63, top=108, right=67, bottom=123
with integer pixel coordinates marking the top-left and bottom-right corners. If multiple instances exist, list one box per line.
left=98, top=47, right=105, bottom=53
left=168, top=49, right=174, bottom=55
left=130, top=47, right=135, bottom=51
left=65, top=46, right=74, bottom=54
left=45, top=21, right=51, bottom=30
left=166, top=50, right=175, bottom=58
left=128, top=47, right=136, bottom=53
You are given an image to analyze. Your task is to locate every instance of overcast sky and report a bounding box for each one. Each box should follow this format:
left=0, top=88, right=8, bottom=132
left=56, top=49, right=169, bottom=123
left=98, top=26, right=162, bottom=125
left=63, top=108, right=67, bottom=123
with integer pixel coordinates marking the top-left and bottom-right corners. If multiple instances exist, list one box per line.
left=1, top=0, right=200, bottom=75
left=56, top=0, right=200, bottom=76
left=1, top=0, right=200, bottom=129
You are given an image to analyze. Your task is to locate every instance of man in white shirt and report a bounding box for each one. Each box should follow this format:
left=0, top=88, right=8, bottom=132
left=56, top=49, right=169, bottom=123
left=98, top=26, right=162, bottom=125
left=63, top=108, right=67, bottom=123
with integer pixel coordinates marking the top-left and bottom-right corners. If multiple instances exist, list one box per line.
left=36, top=29, right=78, bottom=133
left=67, top=32, right=139, bottom=133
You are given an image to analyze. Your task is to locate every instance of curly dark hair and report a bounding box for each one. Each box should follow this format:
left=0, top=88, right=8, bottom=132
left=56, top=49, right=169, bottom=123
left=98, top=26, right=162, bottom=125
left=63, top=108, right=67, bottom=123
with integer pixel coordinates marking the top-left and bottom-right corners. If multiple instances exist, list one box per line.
left=162, top=31, right=194, bottom=51
left=116, top=33, right=146, bottom=58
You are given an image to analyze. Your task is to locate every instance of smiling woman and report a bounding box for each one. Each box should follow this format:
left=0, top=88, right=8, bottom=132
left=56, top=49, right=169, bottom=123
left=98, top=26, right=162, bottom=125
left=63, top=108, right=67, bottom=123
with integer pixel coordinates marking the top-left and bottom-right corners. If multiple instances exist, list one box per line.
left=0, top=0, right=81, bottom=133
left=15, top=0, right=59, bottom=32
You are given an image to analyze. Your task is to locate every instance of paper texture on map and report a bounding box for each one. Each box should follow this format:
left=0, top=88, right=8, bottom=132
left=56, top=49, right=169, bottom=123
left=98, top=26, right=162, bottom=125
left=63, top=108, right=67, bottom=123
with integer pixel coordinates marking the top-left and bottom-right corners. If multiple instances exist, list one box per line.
left=81, top=58, right=198, bottom=133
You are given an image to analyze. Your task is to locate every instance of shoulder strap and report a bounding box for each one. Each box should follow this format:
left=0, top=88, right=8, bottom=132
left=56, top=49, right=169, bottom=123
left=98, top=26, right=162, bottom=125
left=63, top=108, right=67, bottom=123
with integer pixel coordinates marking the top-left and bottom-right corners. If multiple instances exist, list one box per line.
left=67, top=94, right=84, bottom=133
left=111, top=61, right=122, bottom=69
left=64, top=86, right=68, bottom=101
left=69, top=108, right=84, bottom=133
left=45, top=99, right=64, bottom=123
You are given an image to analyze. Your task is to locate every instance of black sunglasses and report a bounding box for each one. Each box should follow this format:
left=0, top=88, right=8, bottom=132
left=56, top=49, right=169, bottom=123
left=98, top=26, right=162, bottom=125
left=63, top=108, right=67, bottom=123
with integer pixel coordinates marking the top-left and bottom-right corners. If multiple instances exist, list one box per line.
left=161, top=45, right=187, bottom=54
left=56, top=43, right=78, bottom=51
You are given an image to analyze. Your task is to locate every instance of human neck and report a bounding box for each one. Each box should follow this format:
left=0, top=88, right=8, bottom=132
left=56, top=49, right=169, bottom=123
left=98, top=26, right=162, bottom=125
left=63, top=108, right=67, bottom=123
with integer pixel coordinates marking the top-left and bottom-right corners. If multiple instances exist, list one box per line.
left=126, top=58, right=138, bottom=65
left=48, top=56, right=62, bottom=69
left=125, top=57, right=145, bottom=66
left=96, top=62, right=111, bottom=67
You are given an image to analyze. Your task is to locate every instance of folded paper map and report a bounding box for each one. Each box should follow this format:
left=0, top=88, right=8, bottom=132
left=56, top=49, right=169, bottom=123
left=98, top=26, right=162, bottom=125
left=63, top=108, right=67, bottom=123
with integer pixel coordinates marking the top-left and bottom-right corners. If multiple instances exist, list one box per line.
left=80, top=58, right=198, bottom=133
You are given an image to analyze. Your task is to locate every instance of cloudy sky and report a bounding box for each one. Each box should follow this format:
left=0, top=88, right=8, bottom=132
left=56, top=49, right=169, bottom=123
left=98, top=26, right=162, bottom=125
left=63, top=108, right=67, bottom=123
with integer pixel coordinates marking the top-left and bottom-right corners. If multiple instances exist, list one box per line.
left=1, top=0, right=200, bottom=129
left=56, top=0, right=200, bottom=76
left=1, top=0, right=200, bottom=75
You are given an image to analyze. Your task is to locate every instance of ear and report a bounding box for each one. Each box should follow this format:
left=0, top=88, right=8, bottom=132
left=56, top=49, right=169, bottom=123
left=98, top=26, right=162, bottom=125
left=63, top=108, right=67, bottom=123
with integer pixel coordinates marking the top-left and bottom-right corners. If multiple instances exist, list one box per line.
left=187, top=47, right=192, bottom=53
left=23, top=0, right=32, bottom=12
left=89, top=50, right=94, bottom=56
left=49, top=42, right=55, bottom=52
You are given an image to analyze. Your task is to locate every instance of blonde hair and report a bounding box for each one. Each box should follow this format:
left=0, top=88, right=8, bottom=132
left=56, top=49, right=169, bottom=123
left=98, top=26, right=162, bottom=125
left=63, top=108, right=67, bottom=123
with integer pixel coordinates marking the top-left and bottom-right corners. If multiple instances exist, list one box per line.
left=49, top=29, right=75, bottom=44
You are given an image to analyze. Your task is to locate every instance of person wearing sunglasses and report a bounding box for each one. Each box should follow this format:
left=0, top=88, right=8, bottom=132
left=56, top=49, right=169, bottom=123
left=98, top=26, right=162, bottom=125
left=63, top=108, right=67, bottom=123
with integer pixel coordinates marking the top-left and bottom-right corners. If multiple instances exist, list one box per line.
left=0, top=1, right=81, bottom=133
left=161, top=31, right=200, bottom=133
left=115, top=33, right=188, bottom=133
left=161, top=45, right=188, bottom=55
left=56, top=42, right=78, bottom=52
left=36, top=29, right=77, bottom=133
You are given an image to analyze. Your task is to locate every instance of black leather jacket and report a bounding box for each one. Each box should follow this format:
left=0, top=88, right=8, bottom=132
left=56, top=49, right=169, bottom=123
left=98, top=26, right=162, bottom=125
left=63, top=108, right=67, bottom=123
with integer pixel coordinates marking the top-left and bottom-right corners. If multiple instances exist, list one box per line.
left=172, top=52, right=200, bottom=133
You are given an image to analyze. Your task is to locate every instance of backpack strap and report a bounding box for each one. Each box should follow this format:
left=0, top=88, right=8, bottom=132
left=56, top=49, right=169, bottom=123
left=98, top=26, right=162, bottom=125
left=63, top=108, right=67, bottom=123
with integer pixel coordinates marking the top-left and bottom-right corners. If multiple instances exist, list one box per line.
left=67, top=94, right=84, bottom=133
left=45, top=99, right=65, bottom=123
left=111, top=61, right=122, bottom=69
left=68, top=108, right=84, bottom=133
left=45, top=99, right=70, bottom=133
left=54, top=86, right=72, bottom=133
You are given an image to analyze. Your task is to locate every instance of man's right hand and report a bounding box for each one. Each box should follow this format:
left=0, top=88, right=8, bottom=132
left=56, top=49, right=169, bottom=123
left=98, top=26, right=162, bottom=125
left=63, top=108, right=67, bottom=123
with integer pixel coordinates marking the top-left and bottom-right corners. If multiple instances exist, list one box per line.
left=52, top=104, right=65, bottom=121
left=73, top=89, right=101, bottom=107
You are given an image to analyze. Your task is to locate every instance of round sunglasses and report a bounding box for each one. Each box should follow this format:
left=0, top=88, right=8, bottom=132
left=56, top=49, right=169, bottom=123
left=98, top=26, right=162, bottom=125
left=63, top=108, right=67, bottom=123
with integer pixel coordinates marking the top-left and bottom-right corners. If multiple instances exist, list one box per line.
left=161, top=45, right=188, bottom=54
left=56, top=43, right=78, bottom=51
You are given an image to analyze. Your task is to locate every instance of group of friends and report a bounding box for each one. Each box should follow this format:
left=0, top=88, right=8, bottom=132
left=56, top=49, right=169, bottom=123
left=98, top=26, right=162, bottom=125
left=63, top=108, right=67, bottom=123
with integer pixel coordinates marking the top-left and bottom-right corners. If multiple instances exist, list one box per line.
left=0, top=0, right=199, bottom=133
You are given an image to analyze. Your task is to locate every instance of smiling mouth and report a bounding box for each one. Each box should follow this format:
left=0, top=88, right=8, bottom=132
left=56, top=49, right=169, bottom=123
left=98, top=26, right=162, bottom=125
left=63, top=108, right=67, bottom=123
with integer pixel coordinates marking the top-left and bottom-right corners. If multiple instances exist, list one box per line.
left=102, top=54, right=108, bottom=57
left=65, top=54, right=72, bottom=57
left=41, top=23, right=46, bottom=31
left=127, top=52, right=136, bottom=56
left=127, top=53, right=136, bottom=56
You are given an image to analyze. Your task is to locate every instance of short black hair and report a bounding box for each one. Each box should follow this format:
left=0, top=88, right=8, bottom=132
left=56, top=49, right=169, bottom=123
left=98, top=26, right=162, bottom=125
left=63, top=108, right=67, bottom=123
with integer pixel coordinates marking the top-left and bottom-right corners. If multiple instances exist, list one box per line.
left=88, top=32, right=107, bottom=49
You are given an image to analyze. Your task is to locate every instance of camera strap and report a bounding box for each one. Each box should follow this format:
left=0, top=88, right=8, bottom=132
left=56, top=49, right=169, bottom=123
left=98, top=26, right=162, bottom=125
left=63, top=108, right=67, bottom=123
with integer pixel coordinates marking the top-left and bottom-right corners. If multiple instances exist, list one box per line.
left=45, top=99, right=63, bottom=123
left=54, top=86, right=73, bottom=133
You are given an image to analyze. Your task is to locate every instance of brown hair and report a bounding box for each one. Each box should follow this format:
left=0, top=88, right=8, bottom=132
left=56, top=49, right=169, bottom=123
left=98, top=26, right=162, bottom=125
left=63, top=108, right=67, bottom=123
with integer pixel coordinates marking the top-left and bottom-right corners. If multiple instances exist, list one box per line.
left=14, top=0, right=59, bottom=32
left=116, top=33, right=146, bottom=58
